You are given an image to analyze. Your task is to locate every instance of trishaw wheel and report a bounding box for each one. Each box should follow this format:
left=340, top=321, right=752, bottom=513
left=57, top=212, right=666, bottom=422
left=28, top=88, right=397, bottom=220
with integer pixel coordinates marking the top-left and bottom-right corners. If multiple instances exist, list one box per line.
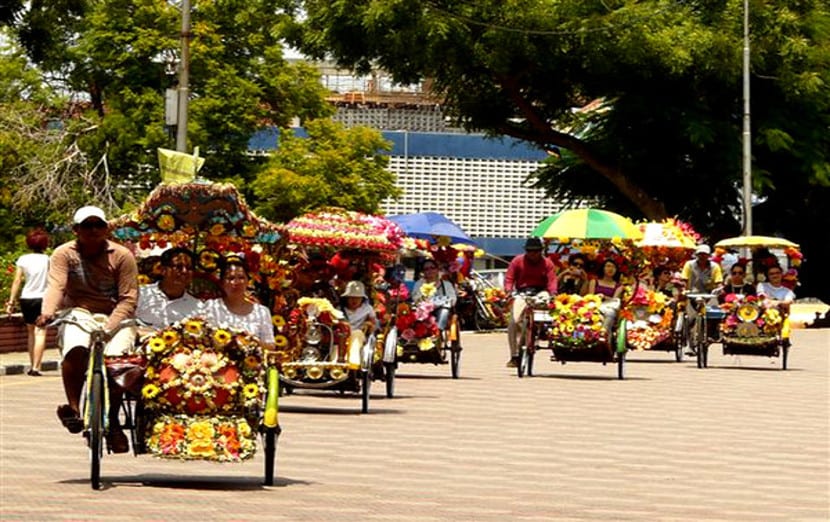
left=450, top=345, right=461, bottom=379
left=617, top=350, right=625, bottom=380
left=384, top=362, right=396, bottom=397
left=526, top=347, right=535, bottom=377
left=517, top=346, right=527, bottom=378
left=674, top=335, right=684, bottom=362
left=361, top=371, right=371, bottom=413
left=782, top=343, right=789, bottom=370
left=264, top=427, right=279, bottom=486
left=89, top=372, right=104, bottom=490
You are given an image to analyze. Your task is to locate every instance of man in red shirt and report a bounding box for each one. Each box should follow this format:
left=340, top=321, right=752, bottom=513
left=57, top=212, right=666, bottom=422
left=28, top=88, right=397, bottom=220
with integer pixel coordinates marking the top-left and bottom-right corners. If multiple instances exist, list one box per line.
left=504, top=237, right=558, bottom=367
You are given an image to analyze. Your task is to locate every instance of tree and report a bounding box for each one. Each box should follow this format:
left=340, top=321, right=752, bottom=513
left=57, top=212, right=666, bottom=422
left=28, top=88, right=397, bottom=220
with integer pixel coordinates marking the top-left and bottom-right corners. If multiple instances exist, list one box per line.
left=0, top=36, right=109, bottom=245
left=251, top=119, right=401, bottom=223
left=9, top=0, right=334, bottom=194
left=285, top=0, right=830, bottom=299
left=285, top=0, right=830, bottom=230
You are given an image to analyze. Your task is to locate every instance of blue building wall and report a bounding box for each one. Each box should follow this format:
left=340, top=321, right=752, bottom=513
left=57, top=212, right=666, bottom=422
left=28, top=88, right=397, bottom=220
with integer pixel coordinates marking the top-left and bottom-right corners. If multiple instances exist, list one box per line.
left=249, top=128, right=549, bottom=161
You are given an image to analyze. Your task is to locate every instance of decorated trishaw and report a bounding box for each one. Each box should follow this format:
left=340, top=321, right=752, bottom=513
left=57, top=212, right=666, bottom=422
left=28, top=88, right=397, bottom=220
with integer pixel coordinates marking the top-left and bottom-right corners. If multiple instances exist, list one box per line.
left=99, top=181, right=285, bottom=487
left=517, top=209, right=643, bottom=380
left=387, top=213, right=473, bottom=380
left=621, top=219, right=699, bottom=361
left=701, top=235, right=802, bottom=370
left=272, top=208, right=404, bottom=412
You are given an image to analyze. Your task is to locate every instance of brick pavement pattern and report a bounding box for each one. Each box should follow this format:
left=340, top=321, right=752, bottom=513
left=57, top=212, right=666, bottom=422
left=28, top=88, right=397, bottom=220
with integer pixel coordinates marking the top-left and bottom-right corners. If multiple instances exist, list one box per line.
left=0, top=329, right=827, bottom=521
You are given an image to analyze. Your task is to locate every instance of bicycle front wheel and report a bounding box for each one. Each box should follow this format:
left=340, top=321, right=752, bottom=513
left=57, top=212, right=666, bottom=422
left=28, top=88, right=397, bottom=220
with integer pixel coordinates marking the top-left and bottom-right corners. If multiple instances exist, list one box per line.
left=88, top=372, right=104, bottom=490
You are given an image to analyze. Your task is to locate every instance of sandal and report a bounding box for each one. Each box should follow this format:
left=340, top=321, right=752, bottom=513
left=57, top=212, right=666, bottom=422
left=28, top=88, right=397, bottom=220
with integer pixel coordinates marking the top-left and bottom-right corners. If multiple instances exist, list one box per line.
left=27, top=369, right=41, bottom=376
left=56, top=404, right=84, bottom=434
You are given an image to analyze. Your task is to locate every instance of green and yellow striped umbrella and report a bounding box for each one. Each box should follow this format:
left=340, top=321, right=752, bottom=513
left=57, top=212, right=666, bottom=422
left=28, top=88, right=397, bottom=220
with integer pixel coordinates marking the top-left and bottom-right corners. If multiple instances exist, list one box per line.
left=532, top=209, right=643, bottom=241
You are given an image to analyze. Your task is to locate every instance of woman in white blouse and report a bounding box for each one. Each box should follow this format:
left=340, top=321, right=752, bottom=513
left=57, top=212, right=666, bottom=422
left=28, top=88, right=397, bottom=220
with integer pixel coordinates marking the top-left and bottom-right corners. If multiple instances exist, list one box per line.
left=205, top=256, right=275, bottom=348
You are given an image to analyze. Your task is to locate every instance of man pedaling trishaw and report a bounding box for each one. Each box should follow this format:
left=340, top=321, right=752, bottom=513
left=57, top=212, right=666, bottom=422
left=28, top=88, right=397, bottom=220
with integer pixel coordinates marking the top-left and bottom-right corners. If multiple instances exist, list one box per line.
left=45, top=183, right=283, bottom=489
left=504, top=237, right=558, bottom=369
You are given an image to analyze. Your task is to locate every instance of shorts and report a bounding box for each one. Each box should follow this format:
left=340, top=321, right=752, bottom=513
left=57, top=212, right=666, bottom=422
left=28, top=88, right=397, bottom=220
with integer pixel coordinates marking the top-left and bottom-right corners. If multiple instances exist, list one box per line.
left=19, top=298, right=42, bottom=324
left=58, top=308, right=137, bottom=360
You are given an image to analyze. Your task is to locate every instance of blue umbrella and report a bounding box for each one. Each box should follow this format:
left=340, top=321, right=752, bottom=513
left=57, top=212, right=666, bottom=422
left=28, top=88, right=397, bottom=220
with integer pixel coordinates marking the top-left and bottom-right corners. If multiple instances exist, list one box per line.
left=387, top=212, right=476, bottom=245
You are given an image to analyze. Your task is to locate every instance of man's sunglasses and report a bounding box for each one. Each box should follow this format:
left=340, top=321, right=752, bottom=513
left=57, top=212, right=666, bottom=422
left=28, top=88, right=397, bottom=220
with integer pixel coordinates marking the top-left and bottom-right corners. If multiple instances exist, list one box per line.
left=79, top=220, right=107, bottom=230
left=572, top=262, right=584, bottom=268
left=731, top=270, right=745, bottom=275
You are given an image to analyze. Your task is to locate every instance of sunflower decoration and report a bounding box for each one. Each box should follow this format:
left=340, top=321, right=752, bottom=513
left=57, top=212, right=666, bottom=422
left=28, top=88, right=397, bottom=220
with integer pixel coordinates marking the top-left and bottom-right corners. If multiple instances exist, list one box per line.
left=737, top=303, right=761, bottom=322
left=157, top=213, right=176, bottom=232
left=141, top=317, right=265, bottom=420
left=198, top=249, right=221, bottom=271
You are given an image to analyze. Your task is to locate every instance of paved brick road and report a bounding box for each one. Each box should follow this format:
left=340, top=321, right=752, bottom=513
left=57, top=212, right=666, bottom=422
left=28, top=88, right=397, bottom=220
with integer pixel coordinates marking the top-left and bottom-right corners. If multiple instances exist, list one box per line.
left=1, top=329, right=827, bottom=521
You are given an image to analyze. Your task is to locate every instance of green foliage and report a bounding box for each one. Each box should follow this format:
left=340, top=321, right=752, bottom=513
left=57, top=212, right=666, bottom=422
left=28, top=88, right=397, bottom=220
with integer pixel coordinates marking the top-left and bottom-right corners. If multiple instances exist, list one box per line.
left=9, top=0, right=333, bottom=195
left=287, top=0, right=830, bottom=236
left=251, top=119, right=400, bottom=223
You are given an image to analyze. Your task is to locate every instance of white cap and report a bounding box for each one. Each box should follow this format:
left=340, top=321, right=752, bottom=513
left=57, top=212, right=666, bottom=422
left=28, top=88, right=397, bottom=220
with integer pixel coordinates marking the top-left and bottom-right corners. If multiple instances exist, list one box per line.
left=695, top=244, right=711, bottom=255
left=341, top=280, right=366, bottom=298
left=73, top=206, right=107, bottom=224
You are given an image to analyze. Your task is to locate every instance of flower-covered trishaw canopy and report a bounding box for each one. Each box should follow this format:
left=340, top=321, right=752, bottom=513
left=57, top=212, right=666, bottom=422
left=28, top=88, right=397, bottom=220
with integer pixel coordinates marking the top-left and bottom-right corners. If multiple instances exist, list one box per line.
left=109, top=181, right=283, bottom=480
left=277, top=207, right=406, bottom=412
left=528, top=208, right=644, bottom=379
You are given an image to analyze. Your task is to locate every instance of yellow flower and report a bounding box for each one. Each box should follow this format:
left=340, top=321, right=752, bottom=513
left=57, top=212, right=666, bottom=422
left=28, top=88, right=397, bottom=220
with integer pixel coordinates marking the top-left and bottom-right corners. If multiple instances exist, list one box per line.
left=208, top=223, right=226, bottom=237
left=199, top=250, right=219, bottom=270
left=272, top=315, right=286, bottom=328
left=242, top=384, right=260, bottom=399
left=157, top=214, right=175, bottom=232
left=244, top=355, right=260, bottom=369
left=187, top=420, right=214, bottom=441
left=187, top=438, right=215, bottom=457
left=242, top=223, right=256, bottom=238
left=417, top=338, right=434, bottom=351
left=213, top=329, right=232, bottom=347
left=162, top=330, right=179, bottom=345
left=420, top=282, right=437, bottom=298
left=737, top=304, right=760, bottom=322
left=273, top=334, right=288, bottom=348
left=148, top=337, right=166, bottom=353
left=184, top=319, right=203, bottom=336
left=145, top=366, right=156, bottom=380
left=237, top=419, right=252, bottom=437
left=142, top=384, right=160, bottom=400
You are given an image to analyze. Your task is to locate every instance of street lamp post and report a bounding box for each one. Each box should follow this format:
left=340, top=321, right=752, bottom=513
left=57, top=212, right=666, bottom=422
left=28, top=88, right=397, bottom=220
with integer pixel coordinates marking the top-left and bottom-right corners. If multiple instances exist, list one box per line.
left=175, top=0, right=191, bottom=152
left=742, top=0, right=752, bottom=236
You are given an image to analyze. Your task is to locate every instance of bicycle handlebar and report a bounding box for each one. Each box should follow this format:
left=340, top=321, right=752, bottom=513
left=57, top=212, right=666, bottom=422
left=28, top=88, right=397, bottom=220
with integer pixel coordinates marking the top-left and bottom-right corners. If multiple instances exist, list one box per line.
left=48, top=312, right=141, bottom=339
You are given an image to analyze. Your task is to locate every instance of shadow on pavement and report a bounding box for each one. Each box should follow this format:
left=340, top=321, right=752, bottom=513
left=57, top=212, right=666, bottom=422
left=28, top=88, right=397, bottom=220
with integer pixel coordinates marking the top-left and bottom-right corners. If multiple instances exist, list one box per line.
left=61, top=474, right=310, bottom=490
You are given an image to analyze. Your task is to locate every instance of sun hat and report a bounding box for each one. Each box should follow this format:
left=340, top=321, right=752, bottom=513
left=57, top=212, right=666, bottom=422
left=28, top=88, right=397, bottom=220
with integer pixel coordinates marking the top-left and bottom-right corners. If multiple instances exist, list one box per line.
left=694, top=244, right=711, bottom=255
left=524, top=237, right=544, bottom=251
left=73, top=206, right=107, bottom=224
left=341, top=280, right=367, bottom=298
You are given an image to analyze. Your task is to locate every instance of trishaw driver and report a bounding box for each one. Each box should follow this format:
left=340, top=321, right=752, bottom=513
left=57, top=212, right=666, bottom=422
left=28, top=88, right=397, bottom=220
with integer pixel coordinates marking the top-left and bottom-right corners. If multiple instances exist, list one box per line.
left=504, top=237, right=558, bottom=368
left=36, top=206, right=138, bottom=454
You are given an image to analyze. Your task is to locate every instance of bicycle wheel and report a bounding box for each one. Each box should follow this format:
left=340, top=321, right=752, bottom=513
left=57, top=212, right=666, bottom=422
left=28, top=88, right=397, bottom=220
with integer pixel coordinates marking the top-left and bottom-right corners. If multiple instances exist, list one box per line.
left=450, top=345, right=461, bottom=379
left=694, top=317, right=706, bottom=369
left=360, top=370, right=371, bottom=413
left=617, top=350, right=625, bottom=380
left=384, top=362, right=396, bottom=398
left=88, top=372, right=104, bottom=490
left=517, top=317, right=533, bottom=378
left=782, top=342, right=789, bottom=370
left=263, top=426, right=280, bottom=486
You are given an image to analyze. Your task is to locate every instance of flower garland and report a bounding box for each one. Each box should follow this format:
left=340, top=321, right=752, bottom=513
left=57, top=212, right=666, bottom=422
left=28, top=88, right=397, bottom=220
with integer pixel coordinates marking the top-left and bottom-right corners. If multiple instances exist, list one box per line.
left=395, top=291, right=440, bottom=351
left=285, top=208, right=404, bottom=253
left=620, top=287, right=673, bottom=350
left=719, top=294, right=783, bottom=338
left=146, top=414, right=256, bottom=462
left=549, top=294, right=608, bottom=348
left=141, top=318, right=264, bottom=418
